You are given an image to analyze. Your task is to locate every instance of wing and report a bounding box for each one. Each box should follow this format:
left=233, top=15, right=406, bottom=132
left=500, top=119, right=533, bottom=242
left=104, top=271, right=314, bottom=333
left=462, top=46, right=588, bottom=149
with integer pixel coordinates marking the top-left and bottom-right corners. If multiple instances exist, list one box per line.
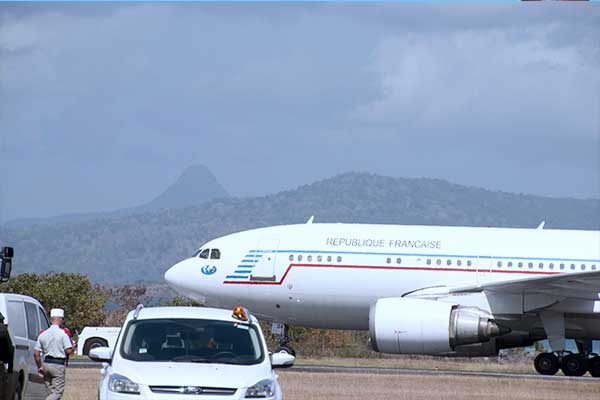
left=450, top=270, right=600, bottom=301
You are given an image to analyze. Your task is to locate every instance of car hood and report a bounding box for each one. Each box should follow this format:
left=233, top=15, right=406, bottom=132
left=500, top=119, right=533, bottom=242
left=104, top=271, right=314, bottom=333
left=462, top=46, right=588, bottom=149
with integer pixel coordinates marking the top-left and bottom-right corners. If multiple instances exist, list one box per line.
left=113, top=359, right=272, bottom=388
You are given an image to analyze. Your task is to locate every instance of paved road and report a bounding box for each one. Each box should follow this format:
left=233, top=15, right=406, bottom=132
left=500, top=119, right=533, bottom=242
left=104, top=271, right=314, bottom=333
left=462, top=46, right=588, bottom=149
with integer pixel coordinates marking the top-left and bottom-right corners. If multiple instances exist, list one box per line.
left=68, top=359, right=597, bottom=381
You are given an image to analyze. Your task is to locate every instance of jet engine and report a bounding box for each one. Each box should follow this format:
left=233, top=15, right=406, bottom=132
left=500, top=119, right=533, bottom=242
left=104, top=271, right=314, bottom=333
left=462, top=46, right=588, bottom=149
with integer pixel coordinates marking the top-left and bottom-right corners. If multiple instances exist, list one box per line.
left=369, top=297, right=510, bottom=355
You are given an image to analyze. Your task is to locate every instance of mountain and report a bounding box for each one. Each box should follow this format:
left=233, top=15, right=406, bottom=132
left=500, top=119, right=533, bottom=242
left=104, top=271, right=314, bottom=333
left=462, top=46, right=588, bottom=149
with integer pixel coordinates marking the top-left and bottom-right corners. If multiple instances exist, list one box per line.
left=136, top=165, right=229, bottom=212
left=2, top=165, right=229, bottom=228
left=1, top=172, right=598, bottom=283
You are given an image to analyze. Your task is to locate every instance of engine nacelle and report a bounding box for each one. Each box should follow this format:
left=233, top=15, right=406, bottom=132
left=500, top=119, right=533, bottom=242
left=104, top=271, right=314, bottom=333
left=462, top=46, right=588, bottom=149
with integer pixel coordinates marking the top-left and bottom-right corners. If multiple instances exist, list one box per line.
left=369, top=298, right=509, bottom=355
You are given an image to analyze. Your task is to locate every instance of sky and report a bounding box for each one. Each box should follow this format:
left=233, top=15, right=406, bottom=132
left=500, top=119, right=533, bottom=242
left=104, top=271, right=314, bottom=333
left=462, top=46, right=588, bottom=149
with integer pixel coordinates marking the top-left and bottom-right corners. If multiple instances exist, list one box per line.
left=0, top=3, right=599, bottom=222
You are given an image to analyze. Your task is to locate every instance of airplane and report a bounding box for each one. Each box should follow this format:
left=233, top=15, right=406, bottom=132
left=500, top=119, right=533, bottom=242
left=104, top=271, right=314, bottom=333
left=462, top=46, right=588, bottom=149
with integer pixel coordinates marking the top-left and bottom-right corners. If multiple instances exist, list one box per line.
left=164, top=218, right=600, bottom=377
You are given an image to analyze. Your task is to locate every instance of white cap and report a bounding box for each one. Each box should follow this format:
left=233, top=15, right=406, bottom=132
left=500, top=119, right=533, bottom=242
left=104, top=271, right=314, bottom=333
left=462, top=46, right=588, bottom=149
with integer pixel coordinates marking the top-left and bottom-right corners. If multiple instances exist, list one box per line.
left=50, top=308, right=64, bottom=318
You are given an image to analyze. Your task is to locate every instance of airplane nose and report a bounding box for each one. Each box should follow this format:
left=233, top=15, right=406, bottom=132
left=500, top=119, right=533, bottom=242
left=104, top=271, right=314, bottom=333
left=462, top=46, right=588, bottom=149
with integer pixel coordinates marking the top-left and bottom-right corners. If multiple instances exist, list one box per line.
left=164, top=259, right=191, bottom=291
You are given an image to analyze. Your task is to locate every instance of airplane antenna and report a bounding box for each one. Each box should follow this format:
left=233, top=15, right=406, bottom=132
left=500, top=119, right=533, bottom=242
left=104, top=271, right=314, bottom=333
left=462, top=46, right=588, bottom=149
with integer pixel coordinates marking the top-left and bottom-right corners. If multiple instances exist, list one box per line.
left=306, top=216, right=315, bottom=224
left=536, top=221, right=545, bottom=230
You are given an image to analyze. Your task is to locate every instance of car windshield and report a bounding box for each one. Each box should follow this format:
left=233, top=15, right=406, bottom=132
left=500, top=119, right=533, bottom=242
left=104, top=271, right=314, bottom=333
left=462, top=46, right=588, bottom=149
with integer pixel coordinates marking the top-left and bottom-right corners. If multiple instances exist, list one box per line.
left=120, top=318, right=264, bottom=365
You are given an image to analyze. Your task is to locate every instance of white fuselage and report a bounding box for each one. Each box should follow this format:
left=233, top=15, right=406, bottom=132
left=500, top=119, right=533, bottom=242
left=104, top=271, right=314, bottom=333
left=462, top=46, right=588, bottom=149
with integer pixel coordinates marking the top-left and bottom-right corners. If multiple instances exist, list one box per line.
left=165, top=224, right=600, bottom=337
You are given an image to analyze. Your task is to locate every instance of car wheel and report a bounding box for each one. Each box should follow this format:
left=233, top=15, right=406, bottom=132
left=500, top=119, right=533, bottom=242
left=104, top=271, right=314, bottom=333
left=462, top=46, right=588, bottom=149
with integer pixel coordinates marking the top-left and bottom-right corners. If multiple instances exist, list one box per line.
left=84, top=338, right=108, bottom=355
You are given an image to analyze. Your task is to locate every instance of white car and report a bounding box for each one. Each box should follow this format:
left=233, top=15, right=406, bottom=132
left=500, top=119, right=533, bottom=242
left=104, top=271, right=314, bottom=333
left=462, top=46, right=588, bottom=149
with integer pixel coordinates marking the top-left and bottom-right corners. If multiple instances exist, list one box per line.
left=77, top=326, right=121, bottom=356
left=89, top=305, right=295, bottom=400
left=0, top=293, right=50, bottom=399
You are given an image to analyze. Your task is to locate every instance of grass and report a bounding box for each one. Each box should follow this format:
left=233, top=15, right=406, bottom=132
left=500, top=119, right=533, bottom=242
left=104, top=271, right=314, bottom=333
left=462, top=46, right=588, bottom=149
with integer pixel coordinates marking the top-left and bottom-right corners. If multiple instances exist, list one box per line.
left=64, top=367, right=600, bottom=400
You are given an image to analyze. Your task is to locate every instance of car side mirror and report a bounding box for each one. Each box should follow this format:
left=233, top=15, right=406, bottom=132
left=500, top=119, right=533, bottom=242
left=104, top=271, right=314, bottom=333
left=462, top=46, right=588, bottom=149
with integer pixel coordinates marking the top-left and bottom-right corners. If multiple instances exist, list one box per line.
left=89, top=347, right=112, bottom=363
left=0, top=258, right=11, bottom=283
left=271, top=351, right=295, bottom=369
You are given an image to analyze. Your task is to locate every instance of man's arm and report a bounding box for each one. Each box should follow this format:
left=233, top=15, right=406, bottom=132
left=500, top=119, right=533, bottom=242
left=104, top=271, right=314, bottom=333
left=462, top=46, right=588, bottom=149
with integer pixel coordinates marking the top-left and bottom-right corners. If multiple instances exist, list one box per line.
left=65, top=347, right=74, bottom=357
left=34, top=350, right=44, bottom=377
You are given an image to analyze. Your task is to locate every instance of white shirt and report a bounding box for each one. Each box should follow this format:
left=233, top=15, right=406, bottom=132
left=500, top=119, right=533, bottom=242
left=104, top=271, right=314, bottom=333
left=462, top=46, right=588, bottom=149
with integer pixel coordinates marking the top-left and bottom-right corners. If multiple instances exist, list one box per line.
left=34, top=325, right=72, bottom=359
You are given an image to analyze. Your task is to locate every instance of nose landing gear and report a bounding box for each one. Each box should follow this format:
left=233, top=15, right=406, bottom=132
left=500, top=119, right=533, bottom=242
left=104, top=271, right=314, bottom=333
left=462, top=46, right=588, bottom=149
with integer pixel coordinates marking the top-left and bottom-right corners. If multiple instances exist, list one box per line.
left=272, top=323, right=296, bottom=356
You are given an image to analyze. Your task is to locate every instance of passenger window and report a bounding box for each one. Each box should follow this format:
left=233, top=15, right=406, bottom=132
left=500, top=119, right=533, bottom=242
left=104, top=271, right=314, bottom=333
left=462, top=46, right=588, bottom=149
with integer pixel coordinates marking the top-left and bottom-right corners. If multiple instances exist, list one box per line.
left=298, top=255, right=303, bottom=262
left=592, top=264, right=597, bottom=271
left=289, top=255, right=294, bottom=261
left=386, top=257, right=391, bottom=264
left=518, top=262, right=523, bottom=268
left=426, top=259, right=432, bottom=265
left=507, top=262, right=513, bottom=268
left=549, top=263, right=554, bottom=270
left=396, top=258, right=402, bottom=264
left=497, top=261, right=502, bottom=267
left=539, top=262, right=544, bottom=269
left=307, top=255, right=313, bottom=262
left=581, top=264, right=586, bottom=271
left=198, top=249, right=209, bottom=259
left=436, top=259, right=442, bottom=266
left=560, top=263, right=565, bottom=270
left=528, top=262, right=534, bottom=269
left=327, top=255, right=332, bottom=262
left=317, top=255, right=323, bottom=262
left=571, top=264, right=575, bottom=270
left=25, top=302, right=40, bottom=341
left=210, top=249, right=221, bottom=260
left=7, top=301, right=27, bottom=339
left=467, top=260, right=472, bottom=267
left=447, top=260, right=451, bottom=266
left=457, top=260, right=462, bottom=266
left=337, top=256, right=342, bottom=262
left=38, top=307, right=49, bottom=330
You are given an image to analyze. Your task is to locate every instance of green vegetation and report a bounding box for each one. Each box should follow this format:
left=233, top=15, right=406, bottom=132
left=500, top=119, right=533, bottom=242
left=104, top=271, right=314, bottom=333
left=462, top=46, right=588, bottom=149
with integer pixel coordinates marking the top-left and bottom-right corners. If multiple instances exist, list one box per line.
left=2, top=273, right=106, bottom=332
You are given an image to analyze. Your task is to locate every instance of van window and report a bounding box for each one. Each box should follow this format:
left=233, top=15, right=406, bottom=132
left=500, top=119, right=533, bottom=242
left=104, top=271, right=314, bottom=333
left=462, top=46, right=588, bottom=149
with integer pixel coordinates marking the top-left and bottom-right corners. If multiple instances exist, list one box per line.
left=38, top=307, right=50, bottom=331
left=7, top=301, right=27, bottom=339
left=25, top=302, right=41, bottom=341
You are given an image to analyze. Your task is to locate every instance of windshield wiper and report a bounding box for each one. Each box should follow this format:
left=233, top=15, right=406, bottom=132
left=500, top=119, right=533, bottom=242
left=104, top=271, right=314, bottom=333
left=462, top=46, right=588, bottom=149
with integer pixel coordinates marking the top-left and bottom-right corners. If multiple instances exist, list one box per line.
left=171, top=356, right=213, bottom=363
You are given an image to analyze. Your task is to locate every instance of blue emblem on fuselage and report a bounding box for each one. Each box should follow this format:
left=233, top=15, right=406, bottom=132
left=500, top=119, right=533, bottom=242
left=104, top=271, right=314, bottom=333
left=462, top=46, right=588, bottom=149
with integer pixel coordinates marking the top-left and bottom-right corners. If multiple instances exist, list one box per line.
left=201, top=265, right=217, bottom=275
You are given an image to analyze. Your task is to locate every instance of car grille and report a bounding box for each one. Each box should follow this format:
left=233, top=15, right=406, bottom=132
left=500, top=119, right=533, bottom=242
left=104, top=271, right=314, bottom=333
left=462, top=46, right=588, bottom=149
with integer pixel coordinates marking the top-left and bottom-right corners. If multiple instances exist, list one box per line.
left=149, top=386, right=237, bottom=396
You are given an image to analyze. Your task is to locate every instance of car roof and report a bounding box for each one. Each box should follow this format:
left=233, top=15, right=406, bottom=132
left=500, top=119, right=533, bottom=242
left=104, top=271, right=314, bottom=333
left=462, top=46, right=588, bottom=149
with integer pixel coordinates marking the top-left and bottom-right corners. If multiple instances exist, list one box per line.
left=126, top=306, right=258, bottom=324
left=0, top=292, right=44, bottom=307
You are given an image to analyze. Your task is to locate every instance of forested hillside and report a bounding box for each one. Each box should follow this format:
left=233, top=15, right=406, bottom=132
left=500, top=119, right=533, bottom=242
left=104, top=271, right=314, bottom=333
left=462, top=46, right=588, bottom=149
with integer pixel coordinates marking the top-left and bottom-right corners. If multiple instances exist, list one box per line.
left=2, top=172, right=598, bottom=282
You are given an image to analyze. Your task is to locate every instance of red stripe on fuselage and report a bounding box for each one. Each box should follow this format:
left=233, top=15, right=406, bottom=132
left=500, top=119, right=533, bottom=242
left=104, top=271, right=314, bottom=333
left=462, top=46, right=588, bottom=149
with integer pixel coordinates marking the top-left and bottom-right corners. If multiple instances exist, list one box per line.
left=222, top=263, right=560, bottom=285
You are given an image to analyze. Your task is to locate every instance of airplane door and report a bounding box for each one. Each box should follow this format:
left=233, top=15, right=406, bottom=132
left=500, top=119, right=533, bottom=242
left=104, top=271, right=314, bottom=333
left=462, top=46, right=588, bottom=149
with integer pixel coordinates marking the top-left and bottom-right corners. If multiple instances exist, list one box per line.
left=477, top=255, right=493, bottom=284
left=250, top=239, right=279, bottom=282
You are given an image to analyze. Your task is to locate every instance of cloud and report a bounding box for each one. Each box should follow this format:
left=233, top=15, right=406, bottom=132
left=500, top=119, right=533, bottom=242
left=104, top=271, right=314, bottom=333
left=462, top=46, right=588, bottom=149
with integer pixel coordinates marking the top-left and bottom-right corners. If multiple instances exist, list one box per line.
left=0, top=4, right=598, bottom=221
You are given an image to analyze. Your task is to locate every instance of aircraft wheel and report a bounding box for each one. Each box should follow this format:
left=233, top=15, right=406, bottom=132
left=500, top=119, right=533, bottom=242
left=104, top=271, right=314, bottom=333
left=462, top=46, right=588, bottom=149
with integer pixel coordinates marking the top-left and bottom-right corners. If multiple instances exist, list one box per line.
left=588, top=356, right=600, bottom=377
left=534, top=353, right=560, bottom=376
left=276, top=346, right=296, bottom=357
left=561, top=354, right=588, bottom=377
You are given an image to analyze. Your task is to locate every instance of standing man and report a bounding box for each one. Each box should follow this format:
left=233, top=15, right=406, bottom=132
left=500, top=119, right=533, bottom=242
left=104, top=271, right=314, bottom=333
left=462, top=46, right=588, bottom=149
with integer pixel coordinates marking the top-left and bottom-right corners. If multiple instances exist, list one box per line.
left=34, top=308, right=74, bottom=400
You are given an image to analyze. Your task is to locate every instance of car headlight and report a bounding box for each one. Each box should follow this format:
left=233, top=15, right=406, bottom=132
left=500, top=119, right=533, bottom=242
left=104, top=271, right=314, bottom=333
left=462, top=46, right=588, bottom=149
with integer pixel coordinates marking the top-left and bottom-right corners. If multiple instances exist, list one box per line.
left=108, top=373, right=140, bottom=394
left=245, top=379, right=275, bottom=398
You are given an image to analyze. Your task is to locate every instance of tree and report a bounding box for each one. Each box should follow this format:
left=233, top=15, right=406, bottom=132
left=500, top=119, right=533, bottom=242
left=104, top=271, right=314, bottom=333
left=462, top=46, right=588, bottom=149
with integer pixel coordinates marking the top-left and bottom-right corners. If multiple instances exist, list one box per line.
left=160, top=296, right=203, bottom=307
left=3, top=273, right=106, bottom=333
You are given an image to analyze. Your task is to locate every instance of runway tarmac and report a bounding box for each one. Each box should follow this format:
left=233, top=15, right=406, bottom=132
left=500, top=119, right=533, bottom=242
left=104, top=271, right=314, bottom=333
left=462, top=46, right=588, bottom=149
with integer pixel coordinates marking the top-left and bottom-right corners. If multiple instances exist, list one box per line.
left=68, top=359, right=597, bottom=381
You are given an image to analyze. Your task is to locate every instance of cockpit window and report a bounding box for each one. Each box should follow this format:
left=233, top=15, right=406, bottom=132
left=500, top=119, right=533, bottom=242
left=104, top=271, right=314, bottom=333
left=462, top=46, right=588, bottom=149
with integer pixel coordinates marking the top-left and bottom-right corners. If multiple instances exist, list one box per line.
left=198, top=249, right=210, bottom=259
left=210, top=249, right=221, bottom=260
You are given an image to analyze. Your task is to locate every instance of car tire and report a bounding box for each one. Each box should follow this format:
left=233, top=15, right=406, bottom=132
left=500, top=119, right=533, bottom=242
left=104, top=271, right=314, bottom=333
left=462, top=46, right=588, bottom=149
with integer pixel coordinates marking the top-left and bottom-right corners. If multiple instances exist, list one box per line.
left=83, top=338, right=108, bottom=355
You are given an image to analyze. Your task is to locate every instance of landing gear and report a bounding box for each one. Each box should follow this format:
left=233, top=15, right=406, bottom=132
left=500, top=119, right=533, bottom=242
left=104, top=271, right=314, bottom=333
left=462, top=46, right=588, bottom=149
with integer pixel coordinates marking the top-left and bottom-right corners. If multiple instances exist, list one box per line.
left=561, top=353, right=588, bottom=377
left=588, top=356, right=600, bottom=377
left=534, top=353, right=560, bottom=376
left=272, top=323, right=296, bottom=356
left=534, top=351, right=598, bottom=377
